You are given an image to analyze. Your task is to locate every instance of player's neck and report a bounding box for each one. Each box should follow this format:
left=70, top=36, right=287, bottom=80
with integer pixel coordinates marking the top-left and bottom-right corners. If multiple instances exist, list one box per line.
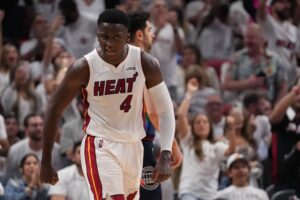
left=132, top=41, right=145, bottom=52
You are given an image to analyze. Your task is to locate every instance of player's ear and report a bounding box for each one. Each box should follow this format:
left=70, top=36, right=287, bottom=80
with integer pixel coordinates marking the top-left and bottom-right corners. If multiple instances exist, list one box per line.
left=136, top=30, right=143, bottom=40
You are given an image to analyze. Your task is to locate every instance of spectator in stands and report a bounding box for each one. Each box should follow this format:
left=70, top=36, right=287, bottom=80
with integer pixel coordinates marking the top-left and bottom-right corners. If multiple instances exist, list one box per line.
left=257, top=0, right=300, bottom=87
left=0, top=114, right=9, bottom=178
left=33, top=0, right=59, bottom=22
left=35, top=16, right=80, bottom=121
left=0, top=10, right=19, bottom=95
left=74, top=0, right=105, bottom=22
left=215, top=153, right=269, bottom=200
left=6, top=114, right=61, bottom=179
left=20, top=14, right=48, bottom=62
left=168, top=6, right=195, bottom=44
left=184, top=66, right=216, bottom=116
left=261, top=98, right=272, bottom=117
left=228, top=106, right=257, bottom=161
left=116, top=0, right=143, bottom=13
left=180, top=44, right=220, bottom=93
left=193, top=1, right=234, bottom=61
left=1, top=62, right=43, bottom=129
left=243, top=92, right=271, bottom=161
left=0, top=115, right=9, bottom=157
left=270, top=79, right=300, bottom=192
left=0, top=42, right=20, bottom=96
left=59, top=97, right=84, bottom=162
left=222, top=23, right=288, bottom=104
left=205, top=94, right=226, bottom=141
left=4, top=153, right=48, bottom=200
left=150, top=0, right=185, bottom=101
left=4, top=113, right=21, bottom=146
left=176, top=77, right=236, bottom=200
left=227, top=106, right=262, bottom=187
left=282, top=140, right=300, bottom=198
left=48, top=141, right=89, bottom=200
left=56, top=0, right=97, bottom=58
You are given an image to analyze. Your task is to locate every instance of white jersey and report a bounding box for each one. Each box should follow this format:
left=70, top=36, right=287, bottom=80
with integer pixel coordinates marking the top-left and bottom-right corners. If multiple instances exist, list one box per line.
left=83, top=45, right=146, bottom=142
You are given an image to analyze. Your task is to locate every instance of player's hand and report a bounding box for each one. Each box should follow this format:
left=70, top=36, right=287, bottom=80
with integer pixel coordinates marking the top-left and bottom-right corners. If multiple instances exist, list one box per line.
left=170, top=140, right=182, bottom=168
left=39, top=161, right=59, bottom=185
left=152, top=150, right=172, bottom=183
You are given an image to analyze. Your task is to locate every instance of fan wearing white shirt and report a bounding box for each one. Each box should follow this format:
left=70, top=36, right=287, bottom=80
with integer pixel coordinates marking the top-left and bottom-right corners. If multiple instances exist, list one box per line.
left=215, top=153, right=269, bottom=200
left=257, top=0, right=300, bottom=87
left=48, top=141, right=89, bottom=200
left=177, top=78, right=237, bottom=200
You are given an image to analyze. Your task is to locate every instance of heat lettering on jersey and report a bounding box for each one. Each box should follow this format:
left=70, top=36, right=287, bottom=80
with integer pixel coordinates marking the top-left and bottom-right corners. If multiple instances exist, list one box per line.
left=94, top=72, right=138, bottom=96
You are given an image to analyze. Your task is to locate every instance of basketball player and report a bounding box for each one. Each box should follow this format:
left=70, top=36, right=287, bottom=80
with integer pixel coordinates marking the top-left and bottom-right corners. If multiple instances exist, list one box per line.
left=128, top=11, right=182, bottom=200
left=39, top=9, right=175, bottom=200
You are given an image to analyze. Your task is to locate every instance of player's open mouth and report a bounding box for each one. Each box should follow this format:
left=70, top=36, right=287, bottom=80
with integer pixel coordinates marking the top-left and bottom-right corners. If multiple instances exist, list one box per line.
left=105, top=49, right=116, bottom=56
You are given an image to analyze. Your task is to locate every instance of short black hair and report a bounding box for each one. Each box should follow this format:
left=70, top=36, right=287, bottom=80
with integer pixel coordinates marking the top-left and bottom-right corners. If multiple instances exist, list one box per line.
left=243, top=91, right=265, bottom=108
left=73, top=140, right=82, bottom=153
left=128, top=11, right=150, bottom=42
left=3, top=112, right=17, bottom=120
left=59, top=0, right=77, bottom=12
left=97, top=9, right=130, bottom=29
left=23, top=113, right=40, bottom=128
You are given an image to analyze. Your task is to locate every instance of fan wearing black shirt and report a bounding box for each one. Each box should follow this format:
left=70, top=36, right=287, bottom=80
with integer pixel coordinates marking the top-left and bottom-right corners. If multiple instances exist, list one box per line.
left=270, top=79, right=300, bottom=192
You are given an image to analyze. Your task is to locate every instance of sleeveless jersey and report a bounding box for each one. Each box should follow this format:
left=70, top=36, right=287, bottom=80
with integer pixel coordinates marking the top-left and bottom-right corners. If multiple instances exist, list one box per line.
left=82, top=45, right=146, bottom=142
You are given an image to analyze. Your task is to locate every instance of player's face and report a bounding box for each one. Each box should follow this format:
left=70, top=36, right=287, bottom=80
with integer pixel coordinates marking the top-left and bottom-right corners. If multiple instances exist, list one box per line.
left=97, top=23, right=129, bottom=63
left=142, top=21, right=154, bottom=52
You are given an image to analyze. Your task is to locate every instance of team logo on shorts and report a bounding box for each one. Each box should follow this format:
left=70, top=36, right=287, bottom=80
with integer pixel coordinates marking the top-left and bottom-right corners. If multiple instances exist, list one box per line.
left=140, top=166, right=159, bottom=190
left=98, top=139, right=103, bottom=148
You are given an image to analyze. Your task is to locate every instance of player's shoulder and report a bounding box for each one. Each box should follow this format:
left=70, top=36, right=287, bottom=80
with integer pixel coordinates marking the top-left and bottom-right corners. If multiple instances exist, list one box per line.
left=68, top=57, right=90, bottom=75
left=141, top=51, right=159, bottom=68
left=73, top=57, right=89, bottom=68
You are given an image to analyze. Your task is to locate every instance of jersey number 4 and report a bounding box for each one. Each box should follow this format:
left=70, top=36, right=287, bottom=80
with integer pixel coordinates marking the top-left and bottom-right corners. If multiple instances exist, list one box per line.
left=120, top=95, right=133, bottom=112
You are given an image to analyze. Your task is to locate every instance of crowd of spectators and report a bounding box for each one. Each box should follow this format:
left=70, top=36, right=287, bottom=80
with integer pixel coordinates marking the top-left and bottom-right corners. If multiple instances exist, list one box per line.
left=0, top=0, right=300, bottom=199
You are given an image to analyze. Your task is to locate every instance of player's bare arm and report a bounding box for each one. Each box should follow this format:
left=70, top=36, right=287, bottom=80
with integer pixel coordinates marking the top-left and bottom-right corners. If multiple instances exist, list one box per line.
left=141, top=51, right=175, bottom=182
left=40, top=58, right=89, bottom=185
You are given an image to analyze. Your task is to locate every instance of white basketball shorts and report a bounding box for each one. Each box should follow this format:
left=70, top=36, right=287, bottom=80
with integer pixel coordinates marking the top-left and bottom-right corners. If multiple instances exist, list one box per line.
left=81, top=134, right=144, bottom=200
